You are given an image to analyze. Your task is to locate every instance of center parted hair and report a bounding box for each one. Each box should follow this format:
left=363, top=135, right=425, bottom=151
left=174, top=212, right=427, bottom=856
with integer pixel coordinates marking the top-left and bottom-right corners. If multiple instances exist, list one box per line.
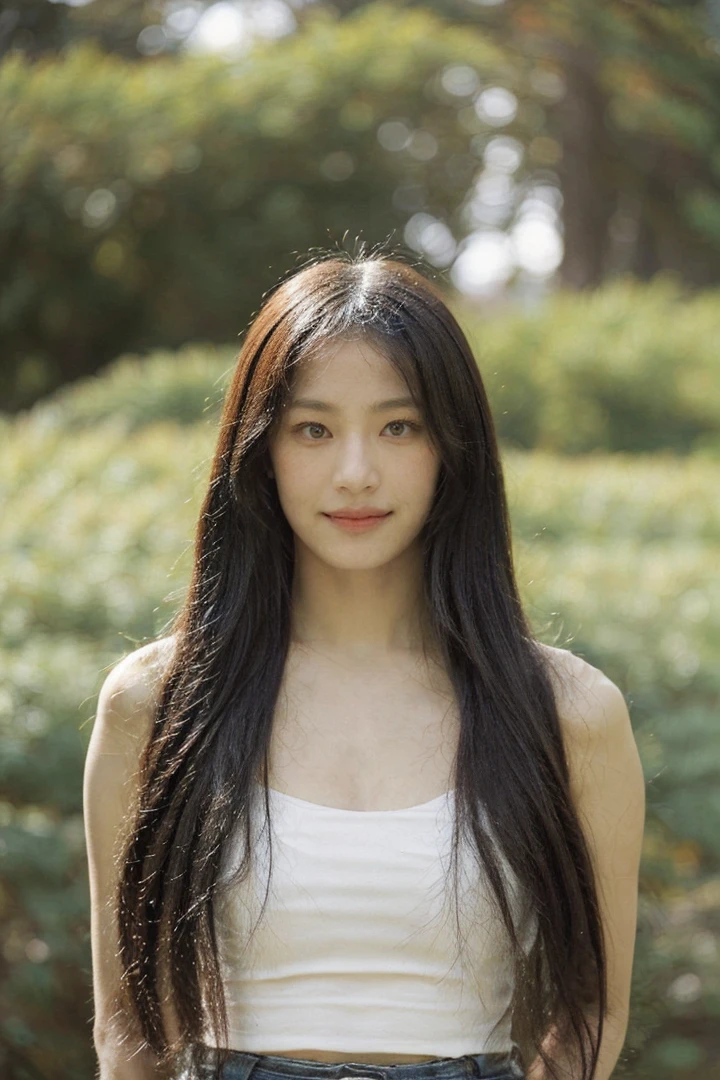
left=116, top=249, right=607, bottom=1080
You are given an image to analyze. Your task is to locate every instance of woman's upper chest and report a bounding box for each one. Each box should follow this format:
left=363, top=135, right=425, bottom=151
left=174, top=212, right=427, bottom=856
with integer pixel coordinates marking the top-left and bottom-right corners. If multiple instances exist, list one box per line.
left=264, top=645, right=460, bottom=812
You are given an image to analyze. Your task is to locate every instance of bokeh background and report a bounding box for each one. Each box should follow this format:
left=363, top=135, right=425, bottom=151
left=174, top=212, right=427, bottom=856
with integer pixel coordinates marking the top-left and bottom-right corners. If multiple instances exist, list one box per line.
left=1, top=1, right=720, bottom=1078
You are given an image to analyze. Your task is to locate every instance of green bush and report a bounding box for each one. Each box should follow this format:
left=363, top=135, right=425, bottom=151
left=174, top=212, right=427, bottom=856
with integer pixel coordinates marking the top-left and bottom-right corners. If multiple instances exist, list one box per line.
left=20, top=276, right=720, bottom=457
left=458, top=274, right=720, bottom=455
left=1, top=353, right=718, bottom=1077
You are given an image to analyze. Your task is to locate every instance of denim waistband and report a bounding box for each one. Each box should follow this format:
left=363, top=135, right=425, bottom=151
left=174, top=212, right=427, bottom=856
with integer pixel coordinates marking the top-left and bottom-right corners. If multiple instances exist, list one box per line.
left=187, top=1044, right=526, bottom=1080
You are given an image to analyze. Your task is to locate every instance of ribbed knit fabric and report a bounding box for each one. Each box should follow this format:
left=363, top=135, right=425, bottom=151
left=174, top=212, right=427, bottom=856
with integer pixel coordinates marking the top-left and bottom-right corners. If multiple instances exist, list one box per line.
left=202, top=782, right=538, bottom=1057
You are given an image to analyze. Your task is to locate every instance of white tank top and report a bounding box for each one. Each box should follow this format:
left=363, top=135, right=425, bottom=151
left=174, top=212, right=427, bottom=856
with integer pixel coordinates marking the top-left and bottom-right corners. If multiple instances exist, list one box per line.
left=203, top=781, right=538, bottom=1057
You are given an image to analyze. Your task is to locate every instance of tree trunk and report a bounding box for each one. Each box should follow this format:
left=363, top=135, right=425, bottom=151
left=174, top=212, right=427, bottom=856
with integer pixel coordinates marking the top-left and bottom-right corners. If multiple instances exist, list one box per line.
left=552, top=41, right=617, bottom=289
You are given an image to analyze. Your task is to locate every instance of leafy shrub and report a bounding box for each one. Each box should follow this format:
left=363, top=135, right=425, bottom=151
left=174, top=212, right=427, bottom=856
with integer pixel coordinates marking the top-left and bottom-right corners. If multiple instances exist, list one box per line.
left=21, top=277, right=720, bottom=456
left=1, top=360, right=718, bottom=1078
left=459, top=274, right=720, bottom=455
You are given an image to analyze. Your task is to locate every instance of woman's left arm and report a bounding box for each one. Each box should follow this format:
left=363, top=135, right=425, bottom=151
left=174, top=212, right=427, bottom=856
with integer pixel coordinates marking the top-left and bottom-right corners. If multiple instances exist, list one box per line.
left=529, top=657, right=647, bottom=1080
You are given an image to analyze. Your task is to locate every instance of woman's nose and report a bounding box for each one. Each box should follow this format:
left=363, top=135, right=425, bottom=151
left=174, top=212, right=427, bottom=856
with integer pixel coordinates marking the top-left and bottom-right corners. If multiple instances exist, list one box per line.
left=332, top=435, right=381, bottom=485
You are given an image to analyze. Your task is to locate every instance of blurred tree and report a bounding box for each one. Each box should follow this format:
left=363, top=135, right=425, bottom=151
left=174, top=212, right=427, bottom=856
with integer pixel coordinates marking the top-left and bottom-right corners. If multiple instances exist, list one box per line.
left=2, top=0, right=720, bottom=412
left=4, top=1, right=720, bottom=291
left=0, top=4, right=517, bottom=411
left=305, top=0, right=720, bottom=288
left=0, top=0, right=178, bottom=61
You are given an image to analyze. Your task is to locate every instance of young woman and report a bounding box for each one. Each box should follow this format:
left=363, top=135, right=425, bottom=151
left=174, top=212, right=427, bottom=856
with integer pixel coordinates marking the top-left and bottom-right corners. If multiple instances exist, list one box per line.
left=84, top=251, right=646, bottom=1080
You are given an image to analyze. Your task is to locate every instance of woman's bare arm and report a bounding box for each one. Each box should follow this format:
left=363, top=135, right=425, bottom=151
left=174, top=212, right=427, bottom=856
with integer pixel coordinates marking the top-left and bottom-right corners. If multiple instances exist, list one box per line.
left=529, top=647, right=646, bottom=1079
left=83, top=638, right=179, bottom=1080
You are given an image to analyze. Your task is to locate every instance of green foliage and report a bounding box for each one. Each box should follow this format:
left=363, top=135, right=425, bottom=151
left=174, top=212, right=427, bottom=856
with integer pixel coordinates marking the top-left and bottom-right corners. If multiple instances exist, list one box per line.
left=5, top=0, right=720, bottom=420
left=510, top=453, right=720, bottom=1079
left=34, top=342, right=235, bottom=434
left=1, top=331, right=719, bottom=1077
left=459, top=275, right=720, bottom=455
left=26, top=276, right=720, bottom=456
left=0, top=4, right=511, bottom=411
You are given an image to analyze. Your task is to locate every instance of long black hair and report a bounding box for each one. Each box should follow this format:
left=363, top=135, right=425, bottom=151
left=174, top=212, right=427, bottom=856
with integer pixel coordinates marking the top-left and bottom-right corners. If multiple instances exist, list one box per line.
left=116, top=248, right=607, bottom=1080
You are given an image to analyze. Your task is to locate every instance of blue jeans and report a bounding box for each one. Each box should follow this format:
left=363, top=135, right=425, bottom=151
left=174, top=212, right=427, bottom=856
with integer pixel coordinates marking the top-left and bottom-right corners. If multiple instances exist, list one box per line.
left=187, top=1045, right=527, bottom=1080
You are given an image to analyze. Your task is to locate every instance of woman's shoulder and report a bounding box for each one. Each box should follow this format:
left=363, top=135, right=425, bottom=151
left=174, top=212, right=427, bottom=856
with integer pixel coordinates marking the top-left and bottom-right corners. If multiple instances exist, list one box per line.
left=87, top=637, right=181, bottom=819
left=535, top=640, right=606, bottom=691
left=534, top=641, right=629, bottom=741
left=98, top=634, right=178, bottom=734
left=534, top=641, right=633, bottom=790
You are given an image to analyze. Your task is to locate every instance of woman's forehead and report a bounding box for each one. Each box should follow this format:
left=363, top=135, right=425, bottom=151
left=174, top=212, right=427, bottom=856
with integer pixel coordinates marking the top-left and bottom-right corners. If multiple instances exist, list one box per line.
left=290, top=336, right=405, bottom=391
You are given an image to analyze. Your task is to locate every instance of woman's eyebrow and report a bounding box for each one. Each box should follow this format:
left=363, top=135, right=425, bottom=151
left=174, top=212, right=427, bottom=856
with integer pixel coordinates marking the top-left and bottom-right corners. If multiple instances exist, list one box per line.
left=286, top=396, right=418, bottom=412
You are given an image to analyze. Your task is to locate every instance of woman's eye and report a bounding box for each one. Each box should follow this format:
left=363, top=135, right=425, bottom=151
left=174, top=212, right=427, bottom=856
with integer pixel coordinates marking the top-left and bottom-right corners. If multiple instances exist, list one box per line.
left=386, top=419, right=421, bottom=436
left=296, top=422, right=326, bottom=440
left=295, top=420, right=420, bottom=440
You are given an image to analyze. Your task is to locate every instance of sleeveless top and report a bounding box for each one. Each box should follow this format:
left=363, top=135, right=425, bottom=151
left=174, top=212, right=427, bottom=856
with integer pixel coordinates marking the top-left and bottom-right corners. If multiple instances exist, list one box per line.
left=201, top=781, right=539, bottom=1057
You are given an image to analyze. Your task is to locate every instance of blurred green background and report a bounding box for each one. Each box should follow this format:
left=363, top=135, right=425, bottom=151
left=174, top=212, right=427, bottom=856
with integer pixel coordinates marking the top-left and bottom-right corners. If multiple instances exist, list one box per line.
left=1, top=2, right=719, bottom=1078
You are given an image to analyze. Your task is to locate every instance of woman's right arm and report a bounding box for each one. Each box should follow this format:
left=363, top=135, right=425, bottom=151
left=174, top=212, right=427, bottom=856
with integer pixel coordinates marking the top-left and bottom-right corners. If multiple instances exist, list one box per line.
left=83, top=639, right=179, bottom=1080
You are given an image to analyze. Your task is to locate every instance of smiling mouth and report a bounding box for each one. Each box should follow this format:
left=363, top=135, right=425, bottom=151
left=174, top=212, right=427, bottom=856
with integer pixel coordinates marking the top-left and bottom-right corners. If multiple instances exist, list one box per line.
left=326, top=512, right=391, bottom=520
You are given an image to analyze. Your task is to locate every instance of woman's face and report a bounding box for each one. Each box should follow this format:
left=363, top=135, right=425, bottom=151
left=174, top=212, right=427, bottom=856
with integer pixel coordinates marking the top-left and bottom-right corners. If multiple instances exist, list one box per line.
left=267, top=336, right=441, bottom=570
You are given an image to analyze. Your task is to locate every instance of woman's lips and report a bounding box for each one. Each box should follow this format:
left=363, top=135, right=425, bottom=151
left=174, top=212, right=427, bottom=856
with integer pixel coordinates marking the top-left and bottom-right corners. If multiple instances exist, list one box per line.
left=324, top=512, right=392, bottom=533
